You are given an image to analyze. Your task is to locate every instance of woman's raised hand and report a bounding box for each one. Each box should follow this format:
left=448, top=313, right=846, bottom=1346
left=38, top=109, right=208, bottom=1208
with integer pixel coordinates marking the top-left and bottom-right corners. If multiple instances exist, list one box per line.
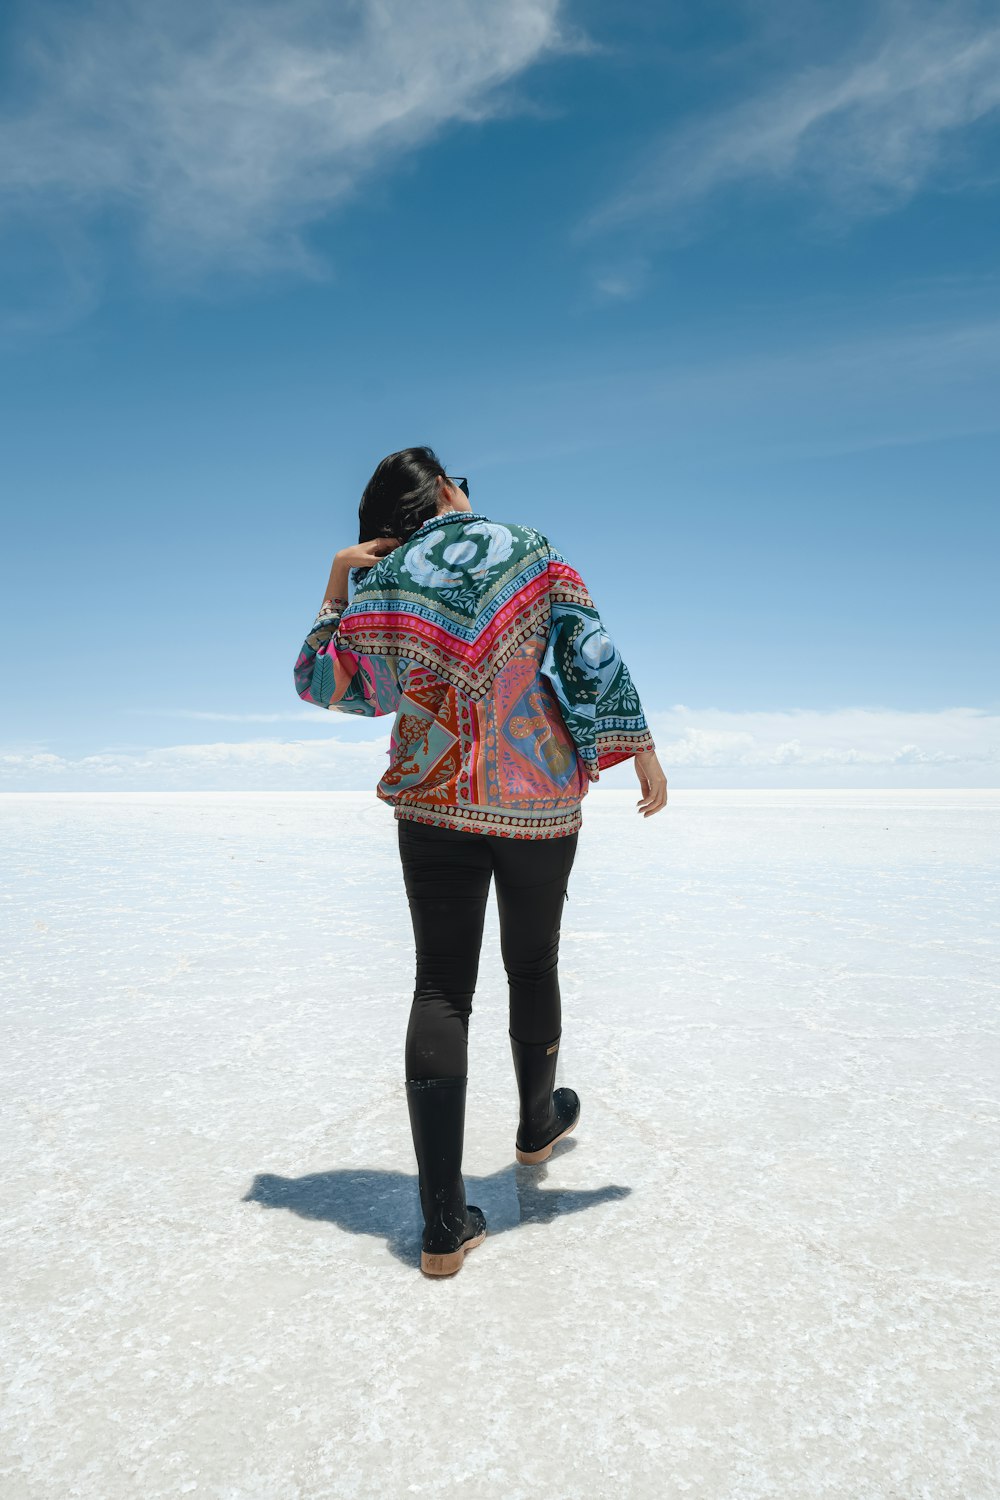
left=337, top=538, right=402, bottom=570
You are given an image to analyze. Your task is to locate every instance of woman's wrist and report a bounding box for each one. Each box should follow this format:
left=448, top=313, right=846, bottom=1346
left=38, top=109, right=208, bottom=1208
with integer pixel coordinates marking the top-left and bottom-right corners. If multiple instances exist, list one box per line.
left=323, top=555, right=353, bottom=608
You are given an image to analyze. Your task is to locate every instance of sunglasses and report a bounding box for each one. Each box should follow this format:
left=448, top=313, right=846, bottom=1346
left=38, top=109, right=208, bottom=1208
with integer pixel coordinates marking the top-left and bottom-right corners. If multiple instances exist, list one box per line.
left=447, top=475, right=470, bottom=498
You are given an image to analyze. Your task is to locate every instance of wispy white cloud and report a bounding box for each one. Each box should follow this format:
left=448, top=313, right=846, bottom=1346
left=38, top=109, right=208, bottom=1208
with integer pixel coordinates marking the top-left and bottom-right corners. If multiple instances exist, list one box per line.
left=2, top=706, right=997, bottom=790
left=0, top=0, right=588, bottom=282
left=577, top=3, right=1000, bottom=241
left=586, top=253, right=653, bottom=305
left=125, top=709, right=340, bottom=723
left=473, top=312, right=1000, bottom=460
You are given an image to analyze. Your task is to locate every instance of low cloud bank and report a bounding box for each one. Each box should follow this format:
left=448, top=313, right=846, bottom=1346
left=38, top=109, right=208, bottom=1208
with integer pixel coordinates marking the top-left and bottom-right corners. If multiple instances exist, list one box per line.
left=1, top=706, right=997, bottom=791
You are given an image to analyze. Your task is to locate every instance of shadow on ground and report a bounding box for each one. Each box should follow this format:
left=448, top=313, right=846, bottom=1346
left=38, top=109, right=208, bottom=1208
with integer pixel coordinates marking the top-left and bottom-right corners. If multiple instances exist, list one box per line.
left=243, top=1142, right=632, bottom=1269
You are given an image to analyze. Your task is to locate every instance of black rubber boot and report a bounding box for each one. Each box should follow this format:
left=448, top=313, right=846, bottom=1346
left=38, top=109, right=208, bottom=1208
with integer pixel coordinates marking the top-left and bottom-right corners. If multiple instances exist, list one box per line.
left=405, top=1076, right=487, bottom=1276
left=509, top=1032, right=581, bottom=1164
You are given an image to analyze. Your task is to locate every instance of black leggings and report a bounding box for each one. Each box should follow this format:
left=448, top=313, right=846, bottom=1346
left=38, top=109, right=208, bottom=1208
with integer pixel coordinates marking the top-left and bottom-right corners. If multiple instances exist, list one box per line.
left=397, top=818, right=579, bottom=1081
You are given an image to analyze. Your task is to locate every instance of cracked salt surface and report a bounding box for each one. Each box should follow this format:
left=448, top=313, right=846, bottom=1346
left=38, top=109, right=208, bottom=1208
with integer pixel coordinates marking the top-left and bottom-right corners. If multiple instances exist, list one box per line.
left=2, top=789, right=998, bottom=1498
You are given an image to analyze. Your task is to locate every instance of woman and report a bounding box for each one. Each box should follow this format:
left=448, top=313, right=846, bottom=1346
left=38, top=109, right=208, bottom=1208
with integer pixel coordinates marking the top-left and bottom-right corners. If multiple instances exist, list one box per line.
left=294, top=447, right=667, bottom=1277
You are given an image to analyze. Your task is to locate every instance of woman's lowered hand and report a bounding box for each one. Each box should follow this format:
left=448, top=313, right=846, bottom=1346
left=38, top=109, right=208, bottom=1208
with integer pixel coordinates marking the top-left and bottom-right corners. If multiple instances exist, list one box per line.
left=634, top=748, right=668, bottom=817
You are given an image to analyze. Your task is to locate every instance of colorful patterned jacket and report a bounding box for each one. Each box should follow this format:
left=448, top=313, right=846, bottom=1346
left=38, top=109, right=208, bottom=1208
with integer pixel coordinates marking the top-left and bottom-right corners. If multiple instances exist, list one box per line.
left=293, top=508, right=656, bottom=839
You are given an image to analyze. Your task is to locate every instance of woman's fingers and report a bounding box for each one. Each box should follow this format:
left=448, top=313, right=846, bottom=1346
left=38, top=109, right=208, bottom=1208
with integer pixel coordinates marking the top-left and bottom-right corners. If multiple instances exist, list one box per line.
left=636, top=769, right=668, bottom=815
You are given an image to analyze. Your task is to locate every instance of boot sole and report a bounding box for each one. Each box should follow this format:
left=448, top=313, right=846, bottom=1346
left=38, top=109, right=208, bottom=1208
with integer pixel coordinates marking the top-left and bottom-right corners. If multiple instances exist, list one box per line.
left=420, top=1226, right=488, bottom=1277
left=515, top=1115, right=578, bottom=1165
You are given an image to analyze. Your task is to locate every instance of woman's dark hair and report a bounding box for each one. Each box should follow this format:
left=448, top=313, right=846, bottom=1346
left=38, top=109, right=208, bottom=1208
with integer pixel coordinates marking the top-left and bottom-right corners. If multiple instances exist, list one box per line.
left=350, top=445, right=451, bottom=589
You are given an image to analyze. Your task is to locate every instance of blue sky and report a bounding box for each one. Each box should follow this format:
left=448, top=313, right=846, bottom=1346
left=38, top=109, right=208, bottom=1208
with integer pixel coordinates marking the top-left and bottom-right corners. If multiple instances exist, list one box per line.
left=2, top=0, right=998, bottom=789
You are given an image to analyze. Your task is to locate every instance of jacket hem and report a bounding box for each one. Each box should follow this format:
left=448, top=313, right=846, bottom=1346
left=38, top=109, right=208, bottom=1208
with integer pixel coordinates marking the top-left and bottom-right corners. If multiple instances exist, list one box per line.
left=391, top=800, right=582, bottom=839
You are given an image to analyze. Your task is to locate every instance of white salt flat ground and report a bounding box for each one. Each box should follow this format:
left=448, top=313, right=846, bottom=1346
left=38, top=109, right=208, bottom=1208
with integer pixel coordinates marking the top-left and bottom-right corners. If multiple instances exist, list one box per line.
left=2, top=788, right=999, bottom=1499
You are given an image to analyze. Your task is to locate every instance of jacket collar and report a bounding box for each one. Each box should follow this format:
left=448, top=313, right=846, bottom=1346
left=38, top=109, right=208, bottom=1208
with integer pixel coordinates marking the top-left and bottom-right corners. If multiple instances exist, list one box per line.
left=408, top=508, right=491, bottom=540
